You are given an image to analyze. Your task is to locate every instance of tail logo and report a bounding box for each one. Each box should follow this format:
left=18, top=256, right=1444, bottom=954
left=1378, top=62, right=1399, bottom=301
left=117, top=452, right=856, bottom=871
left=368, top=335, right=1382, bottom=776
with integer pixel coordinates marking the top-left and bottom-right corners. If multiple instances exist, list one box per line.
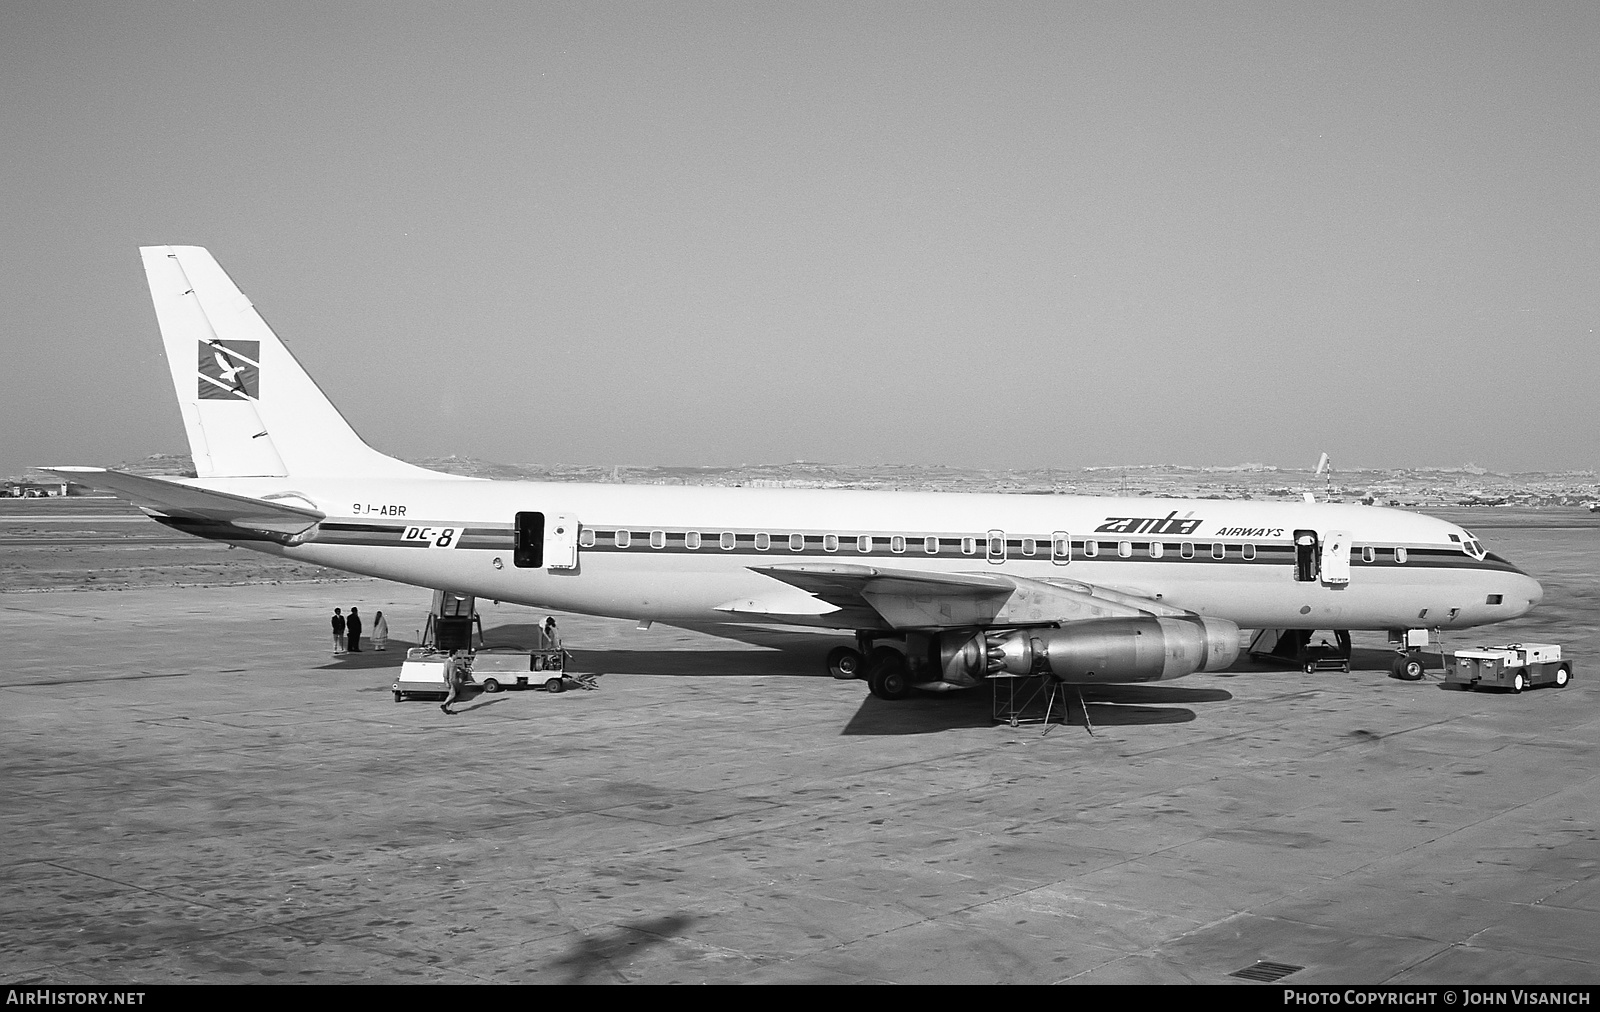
left=198, top=340, right=260, bottom=400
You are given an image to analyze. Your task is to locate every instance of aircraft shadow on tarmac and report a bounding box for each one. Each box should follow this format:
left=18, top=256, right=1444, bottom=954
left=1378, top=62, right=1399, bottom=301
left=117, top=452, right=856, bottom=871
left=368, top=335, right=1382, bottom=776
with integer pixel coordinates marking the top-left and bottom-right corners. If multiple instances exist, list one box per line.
left=1218, top=646, right=1420, bottom=677
left=315, top=640, right=419, bottom=671
left=471, top=621, right=1236, bottom=735
left=357, top=621, right=1235, bottom=733
left=488, top=621, right=836, bottom=678
left=840, top=682, right=1230, bottom=736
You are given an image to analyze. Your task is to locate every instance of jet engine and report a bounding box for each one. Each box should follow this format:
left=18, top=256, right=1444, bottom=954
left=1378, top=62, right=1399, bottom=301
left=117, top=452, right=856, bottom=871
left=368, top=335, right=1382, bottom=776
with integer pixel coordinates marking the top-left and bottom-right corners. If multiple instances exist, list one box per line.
left=933, top=615, right=1240, bottom=685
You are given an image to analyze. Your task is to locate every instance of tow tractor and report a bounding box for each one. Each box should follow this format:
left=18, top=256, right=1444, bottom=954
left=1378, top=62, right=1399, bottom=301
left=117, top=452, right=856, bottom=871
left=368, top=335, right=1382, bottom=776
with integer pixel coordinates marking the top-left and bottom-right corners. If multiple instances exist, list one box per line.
left=1444, top=643, right=1573, bottom=693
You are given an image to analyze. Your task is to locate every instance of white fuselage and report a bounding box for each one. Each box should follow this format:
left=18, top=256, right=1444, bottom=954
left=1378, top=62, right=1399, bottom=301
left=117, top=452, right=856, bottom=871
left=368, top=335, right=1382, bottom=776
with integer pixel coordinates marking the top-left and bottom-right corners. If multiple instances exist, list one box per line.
left=180, top=476, right=1542, bottom=634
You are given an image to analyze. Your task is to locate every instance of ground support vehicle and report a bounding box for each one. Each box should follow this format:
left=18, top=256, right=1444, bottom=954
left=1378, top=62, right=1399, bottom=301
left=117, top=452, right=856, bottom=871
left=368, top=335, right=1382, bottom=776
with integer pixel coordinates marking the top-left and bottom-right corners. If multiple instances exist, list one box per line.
left=528, top=647, right=571, bottom=693
left=472, top=648, right=541, bottom=693
left=1445, top=643, right=1572, bottom=693
left=392, top=646, right=572, bottom=700
left=392, top=650, right=467, bottom=702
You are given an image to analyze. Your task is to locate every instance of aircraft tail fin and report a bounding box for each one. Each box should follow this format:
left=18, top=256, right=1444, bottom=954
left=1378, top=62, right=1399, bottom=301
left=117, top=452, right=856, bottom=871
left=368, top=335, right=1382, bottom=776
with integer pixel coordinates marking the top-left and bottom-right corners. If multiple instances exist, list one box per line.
left=140, top=245, right=444, bottom=479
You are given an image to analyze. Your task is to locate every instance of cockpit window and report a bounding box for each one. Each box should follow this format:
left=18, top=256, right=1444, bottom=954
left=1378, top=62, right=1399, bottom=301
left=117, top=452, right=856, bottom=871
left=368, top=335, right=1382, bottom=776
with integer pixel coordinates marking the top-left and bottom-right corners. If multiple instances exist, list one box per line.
left=1460, top=531, right=1486, bottom=561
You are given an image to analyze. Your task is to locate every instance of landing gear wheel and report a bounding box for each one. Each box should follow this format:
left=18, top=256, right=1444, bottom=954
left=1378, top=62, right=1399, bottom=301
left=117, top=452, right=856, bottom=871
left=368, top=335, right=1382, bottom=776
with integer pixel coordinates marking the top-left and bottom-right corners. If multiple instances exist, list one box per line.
left=393, top=691, right=403, bottom=703
left=868, top=665, right=911, bottom=701
left=1511, top=671, right=1525, bottom=694
left=865, top=648, right=911, bottom=701
left=482, top=678, right=501, bottom=693
left=545, top=676, right=565, bottom=694
left=1555, top=665, right=1571, bottom=688
left=1393, top=656, right=1425, bottom=681
left=1303, top=662, right=1317, bottom=675
left=827, top=646, right=864, bottom=680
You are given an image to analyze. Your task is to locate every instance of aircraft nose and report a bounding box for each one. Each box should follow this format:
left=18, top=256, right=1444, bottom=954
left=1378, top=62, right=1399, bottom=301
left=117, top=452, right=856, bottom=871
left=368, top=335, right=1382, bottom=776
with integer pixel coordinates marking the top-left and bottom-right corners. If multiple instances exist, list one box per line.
left=1516, top=573, right=1544, bottom=616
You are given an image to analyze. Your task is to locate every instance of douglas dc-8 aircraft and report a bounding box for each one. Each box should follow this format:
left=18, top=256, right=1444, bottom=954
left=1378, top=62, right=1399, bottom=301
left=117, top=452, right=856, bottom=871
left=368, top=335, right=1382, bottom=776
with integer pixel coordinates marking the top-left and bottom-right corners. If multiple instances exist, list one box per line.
left=50, top=247, right=1543, bottom=698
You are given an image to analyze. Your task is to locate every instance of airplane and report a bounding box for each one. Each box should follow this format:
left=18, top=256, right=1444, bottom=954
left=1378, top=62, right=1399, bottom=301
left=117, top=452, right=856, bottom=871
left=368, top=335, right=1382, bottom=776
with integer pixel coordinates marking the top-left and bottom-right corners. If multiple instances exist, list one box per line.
left=47, top=246, right=1545, bottom=698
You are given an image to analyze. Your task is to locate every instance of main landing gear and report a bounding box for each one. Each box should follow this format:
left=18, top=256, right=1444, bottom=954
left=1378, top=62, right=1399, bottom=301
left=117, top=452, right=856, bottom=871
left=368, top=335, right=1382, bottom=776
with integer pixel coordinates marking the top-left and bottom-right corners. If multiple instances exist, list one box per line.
left=826, top=640, right=912, bottom=700
left=863, top=646, right=911, bottom=700
left=826, top=645, right=862, bottom=680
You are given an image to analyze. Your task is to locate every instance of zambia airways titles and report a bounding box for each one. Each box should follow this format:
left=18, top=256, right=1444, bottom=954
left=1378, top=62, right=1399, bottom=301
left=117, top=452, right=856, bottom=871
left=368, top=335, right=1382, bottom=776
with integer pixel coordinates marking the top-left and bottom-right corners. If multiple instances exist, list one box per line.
left=1092, top=512, right=1288, bottom=540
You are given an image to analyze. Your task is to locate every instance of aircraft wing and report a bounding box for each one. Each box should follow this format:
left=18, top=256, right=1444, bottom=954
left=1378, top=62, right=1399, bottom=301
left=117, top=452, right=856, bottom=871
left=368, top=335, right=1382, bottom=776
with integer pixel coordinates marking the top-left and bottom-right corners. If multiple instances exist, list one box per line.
left=40, top=467, right=324, bottom=538
left=750, top=562, right=1177, bottom=629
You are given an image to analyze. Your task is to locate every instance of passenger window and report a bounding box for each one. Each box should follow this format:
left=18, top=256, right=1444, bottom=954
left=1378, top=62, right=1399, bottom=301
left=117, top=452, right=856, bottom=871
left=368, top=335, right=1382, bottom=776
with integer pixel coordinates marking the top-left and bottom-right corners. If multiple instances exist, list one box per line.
left=1084, top=540, right=1099, bottom=558
left=1150, top=542, right=1163, bottom=559
left=686, top=531, right=701, bottom=550
left=579, top=529, right=596, bottom=548
left=615, top=530, right=631, bottom=549
left=720, top=531, right=735, bottom=550
left=1486, top=594, right=1503, bottom=605
left=1395, top=547, right=1407, bottom=564
left=1118, top=541, right=1132, bottom=558
left=857, top=535, right=871, bottom=553
left=1021, top=538, right=1036, bottom=556
left=891, top=535, right=905, bottom=554
left=920, top=536, right=934, bottom=554
left=755, top=532, right=770, bottom=551
left=1180, top=542, right=1194, bottom=559
left=962, top=537, right=977, bottom=556
left=1362, top=546, right=1375, bottom=563
left=650, top=530, right=665, bottom=549
left=1242, top=543, right=1256, bottom=560
left=1211, top=542, right=1225, bottom=559
left=824, top=534, right=838, bottom=552
left=789, top=533, right=804, bottom=552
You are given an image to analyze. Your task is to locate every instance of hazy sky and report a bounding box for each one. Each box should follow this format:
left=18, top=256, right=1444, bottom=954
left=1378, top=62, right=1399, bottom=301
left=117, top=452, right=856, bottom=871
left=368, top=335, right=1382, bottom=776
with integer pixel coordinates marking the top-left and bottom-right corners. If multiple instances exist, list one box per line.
left=3, top=2, right=1596, bottom=477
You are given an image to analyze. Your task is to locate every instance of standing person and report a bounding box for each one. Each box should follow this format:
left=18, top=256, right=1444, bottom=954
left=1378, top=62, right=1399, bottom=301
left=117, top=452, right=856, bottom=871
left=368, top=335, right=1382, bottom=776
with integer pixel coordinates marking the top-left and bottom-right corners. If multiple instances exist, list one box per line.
left=543, top=616, right=561, bottom=662
left=331, top=608, right=345, bottom=655
left=533, top=616, right=549, bottom=669
left=441, top=656, right=466, bottom=715
left=372, top=610, right=389, bottom=651
left=347, top=606, right=363, bottom=653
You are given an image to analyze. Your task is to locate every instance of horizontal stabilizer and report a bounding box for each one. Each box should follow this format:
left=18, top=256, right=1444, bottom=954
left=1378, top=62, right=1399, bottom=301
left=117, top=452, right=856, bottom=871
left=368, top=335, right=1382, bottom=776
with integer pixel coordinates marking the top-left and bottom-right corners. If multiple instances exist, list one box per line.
left=41, top=467, right=324, bottom=538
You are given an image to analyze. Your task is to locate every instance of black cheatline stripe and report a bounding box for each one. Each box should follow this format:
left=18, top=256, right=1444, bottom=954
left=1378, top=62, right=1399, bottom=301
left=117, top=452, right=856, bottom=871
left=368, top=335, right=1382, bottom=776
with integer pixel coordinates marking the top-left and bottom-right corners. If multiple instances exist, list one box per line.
left=322, top=522, right=406, bottom=534
left=202, top=518, right=1521, bottom=576
left=570, top=541, right=1516, bottom=573
left=316, top=534, right=430, bottom=548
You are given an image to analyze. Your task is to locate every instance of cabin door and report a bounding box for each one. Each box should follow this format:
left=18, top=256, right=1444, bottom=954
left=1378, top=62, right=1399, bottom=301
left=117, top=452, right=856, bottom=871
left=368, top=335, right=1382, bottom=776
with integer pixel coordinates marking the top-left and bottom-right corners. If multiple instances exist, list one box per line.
left=987, top=529, right=1007, bottom=565
left=545, top=513, right=580, bottom=570
left=1293, top=530, right=1319, bottom=582
left=514, top=512, right=580, bottom=570
left=1051, top=531, right=1072, bottom=565
left=1320, top=530, right=1352, bottom=586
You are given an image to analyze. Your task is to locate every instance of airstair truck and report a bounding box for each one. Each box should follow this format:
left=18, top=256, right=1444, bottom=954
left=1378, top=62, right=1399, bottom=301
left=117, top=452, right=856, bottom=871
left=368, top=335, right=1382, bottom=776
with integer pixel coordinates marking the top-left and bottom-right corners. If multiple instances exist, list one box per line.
left=1445, top=644, right=1573, bottom=693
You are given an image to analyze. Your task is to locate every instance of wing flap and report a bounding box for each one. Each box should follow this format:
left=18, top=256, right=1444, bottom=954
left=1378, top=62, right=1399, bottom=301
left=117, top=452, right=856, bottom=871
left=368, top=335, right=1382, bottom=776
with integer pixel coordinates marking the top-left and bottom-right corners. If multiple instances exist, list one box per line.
left=41, top=467, right=324, bottom=538
left=750, top=563, right=1172, bottom=630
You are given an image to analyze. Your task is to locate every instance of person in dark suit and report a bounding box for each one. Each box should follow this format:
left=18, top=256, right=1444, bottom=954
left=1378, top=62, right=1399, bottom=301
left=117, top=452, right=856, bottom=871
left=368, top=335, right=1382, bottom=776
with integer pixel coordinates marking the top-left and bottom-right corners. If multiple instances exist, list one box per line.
left=331, top=608, right=345, bottom=655
left=347, top=607, right=363, bottom=652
